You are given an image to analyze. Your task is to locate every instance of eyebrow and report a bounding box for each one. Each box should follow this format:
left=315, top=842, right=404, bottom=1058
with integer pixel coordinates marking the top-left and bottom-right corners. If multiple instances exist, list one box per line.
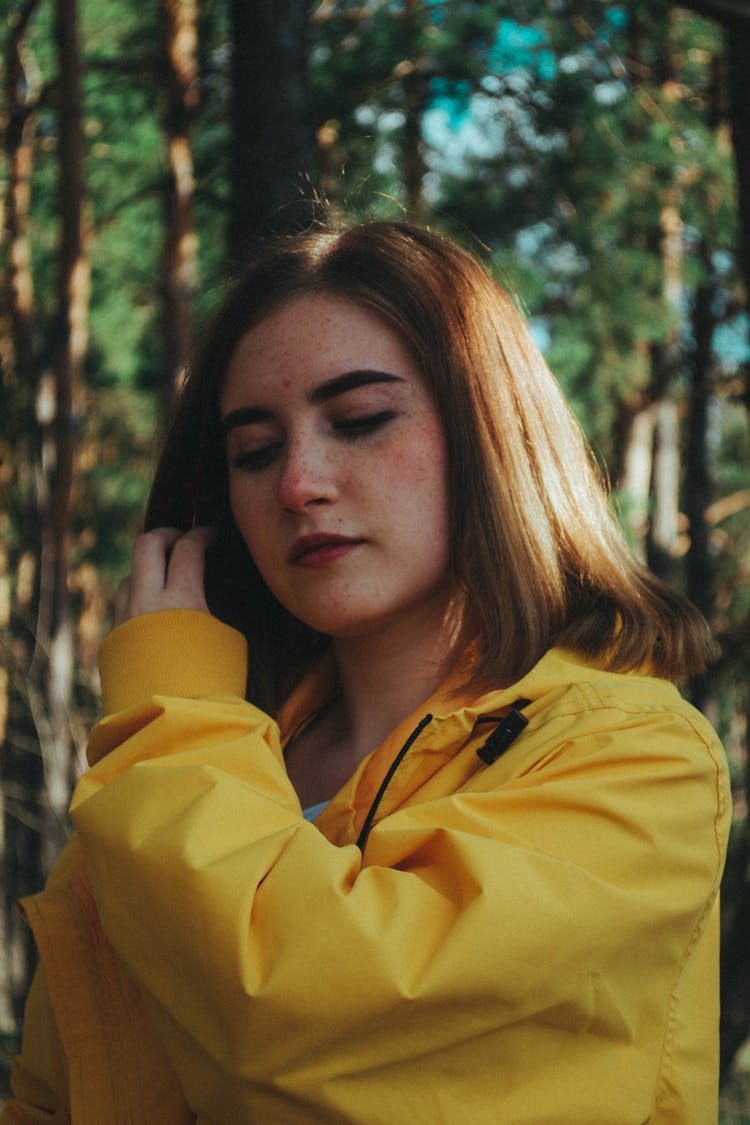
left=221, top=369, right=404, bottom=433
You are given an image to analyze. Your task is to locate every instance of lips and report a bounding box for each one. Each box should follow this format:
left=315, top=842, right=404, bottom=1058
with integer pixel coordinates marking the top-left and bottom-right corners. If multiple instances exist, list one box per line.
left=288, top=533, right=364, bottom=565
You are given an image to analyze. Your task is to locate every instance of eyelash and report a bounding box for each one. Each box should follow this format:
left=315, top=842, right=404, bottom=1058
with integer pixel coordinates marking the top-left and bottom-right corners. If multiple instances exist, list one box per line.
left=230, top=412, right=396, bottom=473
left=231, top=445, right=282, bottom=473
left=334, top=411, right=396, bottom=439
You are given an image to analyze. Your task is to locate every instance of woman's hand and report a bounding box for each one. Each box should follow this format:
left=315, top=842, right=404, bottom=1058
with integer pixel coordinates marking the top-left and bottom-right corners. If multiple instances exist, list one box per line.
left=114, top=526, right=218, bottom=626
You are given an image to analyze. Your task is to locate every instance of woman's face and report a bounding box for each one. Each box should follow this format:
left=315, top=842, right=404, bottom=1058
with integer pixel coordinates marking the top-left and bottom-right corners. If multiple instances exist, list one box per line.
left=220, top=292, right=454, bottom=642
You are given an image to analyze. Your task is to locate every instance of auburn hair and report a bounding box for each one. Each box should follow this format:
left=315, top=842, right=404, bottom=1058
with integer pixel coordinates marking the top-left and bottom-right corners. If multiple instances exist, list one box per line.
left=145, top=220, right=716, bottom=711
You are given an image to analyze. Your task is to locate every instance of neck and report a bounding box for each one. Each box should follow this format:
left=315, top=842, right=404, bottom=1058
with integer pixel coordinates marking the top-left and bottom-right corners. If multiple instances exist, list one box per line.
left=330, top=593, right=467, bottom=760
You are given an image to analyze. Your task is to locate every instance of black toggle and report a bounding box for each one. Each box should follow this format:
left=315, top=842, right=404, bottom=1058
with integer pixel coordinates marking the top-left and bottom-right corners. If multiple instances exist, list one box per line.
left=476, top=702, right=530, bottom=764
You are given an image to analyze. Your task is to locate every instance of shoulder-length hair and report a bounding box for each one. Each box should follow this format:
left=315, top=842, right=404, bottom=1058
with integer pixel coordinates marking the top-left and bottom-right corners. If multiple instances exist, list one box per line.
left=145, top=220, right=716, bottom=711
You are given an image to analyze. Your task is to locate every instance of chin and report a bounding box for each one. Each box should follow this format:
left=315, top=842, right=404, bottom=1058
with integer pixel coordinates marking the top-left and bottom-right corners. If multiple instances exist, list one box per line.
left=298, top=615, right=384, bottom=640
left=277, top=582, right=456, bottom=642
left=287, top=601, right=395, bottom=640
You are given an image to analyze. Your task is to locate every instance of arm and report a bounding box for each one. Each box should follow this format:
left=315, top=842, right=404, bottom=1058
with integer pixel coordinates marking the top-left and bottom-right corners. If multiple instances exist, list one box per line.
left=69, top=612, right=729, bottom=1122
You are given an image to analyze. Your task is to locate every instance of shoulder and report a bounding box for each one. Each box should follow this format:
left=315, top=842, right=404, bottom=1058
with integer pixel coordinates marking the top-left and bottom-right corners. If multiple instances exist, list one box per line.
left=489, top=648, right=730, bottom=833
left=516, top=647, right=722, bottom=752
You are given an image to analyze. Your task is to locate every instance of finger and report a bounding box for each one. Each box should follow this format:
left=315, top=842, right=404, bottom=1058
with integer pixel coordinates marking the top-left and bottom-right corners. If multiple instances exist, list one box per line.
left=130, top=528, right=184, bottom=594
left=114, top=576, right=131, bottom=627
left=165, top=527, right=219, bottom=603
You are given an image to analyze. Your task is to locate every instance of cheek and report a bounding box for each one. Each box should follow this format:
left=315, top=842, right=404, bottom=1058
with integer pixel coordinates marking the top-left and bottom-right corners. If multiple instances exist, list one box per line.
left=415, top=423, right=449, bottom=497
left=389, top=431, right=451, bottom=540
left=228, top=482, right=268, bottom=560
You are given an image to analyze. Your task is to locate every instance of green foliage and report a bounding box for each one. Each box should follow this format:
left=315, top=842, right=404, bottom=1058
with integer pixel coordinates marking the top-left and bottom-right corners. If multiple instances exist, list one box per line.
left=4, top=0, right=745, bottom=705
left=82, top=0, right=165, bottom=389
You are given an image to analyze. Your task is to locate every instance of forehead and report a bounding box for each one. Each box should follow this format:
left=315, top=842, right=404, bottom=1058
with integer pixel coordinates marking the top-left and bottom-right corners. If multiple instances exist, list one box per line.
left=222, top=292, right=422, bottom=404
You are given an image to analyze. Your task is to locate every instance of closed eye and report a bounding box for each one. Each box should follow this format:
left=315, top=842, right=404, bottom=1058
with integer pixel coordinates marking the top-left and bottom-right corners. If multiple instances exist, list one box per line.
left=229, top=412, right=396, bottom=472
left=334, top=411, right=396, bottom=440
left=230, top=443, right=282, bottom=473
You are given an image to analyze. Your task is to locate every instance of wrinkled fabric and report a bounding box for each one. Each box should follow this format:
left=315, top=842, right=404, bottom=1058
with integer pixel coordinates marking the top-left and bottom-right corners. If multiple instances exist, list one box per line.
left=4, top=609, right=730, bottom=1124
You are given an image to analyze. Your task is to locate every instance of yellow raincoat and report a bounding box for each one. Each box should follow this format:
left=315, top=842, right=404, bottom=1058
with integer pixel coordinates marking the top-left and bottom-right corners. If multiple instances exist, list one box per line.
left=4, top=609, right=730, bottom=1123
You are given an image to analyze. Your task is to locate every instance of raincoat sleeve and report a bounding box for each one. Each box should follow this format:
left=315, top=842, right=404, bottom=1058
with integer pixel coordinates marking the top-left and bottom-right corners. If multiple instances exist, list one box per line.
left=3, top=828, right=196, bottom=1125
left=69, top=609, right=729, bottom=1123
left=1, top=970, right=70, bottom=1125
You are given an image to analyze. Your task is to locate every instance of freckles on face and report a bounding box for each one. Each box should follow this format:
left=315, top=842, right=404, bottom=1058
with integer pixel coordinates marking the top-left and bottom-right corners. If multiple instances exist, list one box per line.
left=220, top=292, right=453, bottom=638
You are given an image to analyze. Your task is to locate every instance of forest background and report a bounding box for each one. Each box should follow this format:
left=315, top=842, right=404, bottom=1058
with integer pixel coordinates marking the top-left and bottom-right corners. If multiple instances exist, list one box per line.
left=1, top=0, right=750, bottom=1114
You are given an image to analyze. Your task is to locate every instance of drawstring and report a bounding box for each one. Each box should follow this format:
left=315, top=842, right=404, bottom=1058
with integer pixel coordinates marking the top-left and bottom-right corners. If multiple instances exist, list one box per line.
left=356, top=713, right=433, bottom=851
left=355, top=700, right=531, bottom=850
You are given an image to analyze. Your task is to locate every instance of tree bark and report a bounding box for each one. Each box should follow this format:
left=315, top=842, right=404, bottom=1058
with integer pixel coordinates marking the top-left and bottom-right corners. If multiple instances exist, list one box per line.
left=646, top=391, right=680, bottom=583
left=1, top=0, right=44, bottom=1039
left=685, top=2, right=750, bottom=408
left=726, top=25, right=750, bottom=320
left=685, top=259, right=718, bottom=712
left=619, top=400, right=655, bottom=560
left=160, top=0, right=200, bottom=420
left=721, top=693, right=750, bottom=1082
left=645, top=197, right=684, bottom=582
left=28, top=0, right=90, bottom=874
left=682, top=0, right=730, bottom=728
left=228, top=0, right=318, bottom=257
left=3, top=0, right=40, bottom=396
left=400, top=0, right=428, bottom=219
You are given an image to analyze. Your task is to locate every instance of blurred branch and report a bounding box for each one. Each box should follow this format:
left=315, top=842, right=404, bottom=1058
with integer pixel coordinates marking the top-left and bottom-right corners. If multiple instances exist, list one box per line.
left=7, top=0, right=41, bottom=43
left=93, top=178, right=165, bottom=233
left=681, top=0, right=750, bottom=28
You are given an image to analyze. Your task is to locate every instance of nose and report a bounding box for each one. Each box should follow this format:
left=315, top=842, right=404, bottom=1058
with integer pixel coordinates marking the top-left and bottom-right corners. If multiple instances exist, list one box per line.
left=277, top=435, right=339, bottom=513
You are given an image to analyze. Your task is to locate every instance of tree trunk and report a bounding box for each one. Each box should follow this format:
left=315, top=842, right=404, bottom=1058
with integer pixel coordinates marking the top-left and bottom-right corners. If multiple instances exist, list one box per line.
left=401, top=74, right=428, bottom=218
left=160, top=0, right=200, bottom=421
left=642, top=344, right=681, bottom=584
left=28, top=0, right=90, bottom=875
left=685, top=264, right=718, bottom=714
left=400, top=0, right=428, bottom=219
left=645, top=198, right=685, bottom=582
left=1, top=0, right=44, bottom=1039
left=3, top=0, right=40, bottom=395
left=721, top=693, right=750, bottom=1082
left=726, top=25, right=750, bottom=323
left=619, top=400, right=655, bottom=560
left=679, top=3, right=750, bottom=1083
left=685, top=2, right=750, bottom=408
left=228, top=0, right=318, bottom=257
left=0, top=557, right=10, bottom=1037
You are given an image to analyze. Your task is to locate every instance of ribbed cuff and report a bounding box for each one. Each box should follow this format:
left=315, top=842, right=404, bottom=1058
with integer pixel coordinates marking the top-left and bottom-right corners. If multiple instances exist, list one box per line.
left=98, top=610, right=248, bottom=715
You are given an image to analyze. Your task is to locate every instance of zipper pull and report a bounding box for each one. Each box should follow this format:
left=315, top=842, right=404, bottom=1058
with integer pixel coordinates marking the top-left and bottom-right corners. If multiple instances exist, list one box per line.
left=476, top=700, right=530, bottom=764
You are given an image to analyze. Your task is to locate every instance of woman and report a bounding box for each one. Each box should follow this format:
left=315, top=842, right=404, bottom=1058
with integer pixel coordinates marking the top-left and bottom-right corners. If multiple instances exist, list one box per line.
left=5, top=221, right=730, bottom=1124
